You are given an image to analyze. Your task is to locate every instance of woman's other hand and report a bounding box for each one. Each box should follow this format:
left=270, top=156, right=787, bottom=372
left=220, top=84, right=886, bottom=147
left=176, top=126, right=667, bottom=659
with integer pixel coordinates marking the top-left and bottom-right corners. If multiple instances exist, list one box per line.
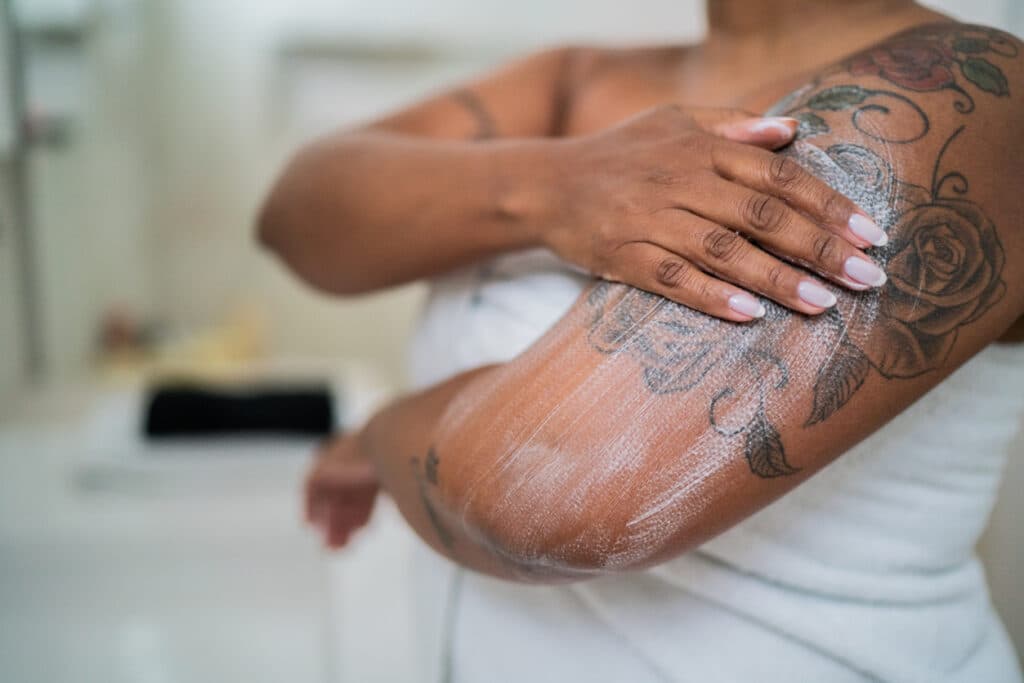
left=304, top=433, right=379, bottom=550
left=544, top=105, right=889, bottom=321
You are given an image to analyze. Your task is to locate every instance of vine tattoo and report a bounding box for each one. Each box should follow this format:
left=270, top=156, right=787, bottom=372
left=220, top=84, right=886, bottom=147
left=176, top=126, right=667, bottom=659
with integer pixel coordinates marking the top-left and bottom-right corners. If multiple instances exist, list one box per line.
left=412, top=447, right=455, bottom=549
left=585, top=24, right=1011, bottom=479
left=782, top=24, right=1017, bottom=141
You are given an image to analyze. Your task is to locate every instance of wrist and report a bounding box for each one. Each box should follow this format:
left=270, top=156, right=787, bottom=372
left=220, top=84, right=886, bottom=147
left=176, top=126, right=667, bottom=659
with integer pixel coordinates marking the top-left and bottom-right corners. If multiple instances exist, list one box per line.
left=487, top=138, right=574, bottom=250
left=355, top=412, right=385, bottom=466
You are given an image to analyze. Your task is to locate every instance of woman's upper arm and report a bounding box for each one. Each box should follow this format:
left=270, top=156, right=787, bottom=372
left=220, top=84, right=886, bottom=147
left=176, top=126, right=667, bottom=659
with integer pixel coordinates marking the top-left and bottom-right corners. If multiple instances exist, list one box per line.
left=363, top=46, right=584, bottom=140
left=427, top=23, right=1024, bottom=579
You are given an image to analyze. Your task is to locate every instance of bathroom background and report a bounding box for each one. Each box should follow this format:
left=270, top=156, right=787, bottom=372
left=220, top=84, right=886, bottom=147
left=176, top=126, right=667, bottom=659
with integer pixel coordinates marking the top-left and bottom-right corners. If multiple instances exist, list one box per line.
left=0, top=0, right=1021, bottom=681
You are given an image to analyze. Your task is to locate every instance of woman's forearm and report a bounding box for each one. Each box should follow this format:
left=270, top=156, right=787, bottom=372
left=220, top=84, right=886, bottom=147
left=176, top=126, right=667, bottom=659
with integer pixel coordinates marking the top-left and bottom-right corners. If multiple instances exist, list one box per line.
left=258, top=133, right=561, bottom=294
left=356, top=365, right=543, bottom=580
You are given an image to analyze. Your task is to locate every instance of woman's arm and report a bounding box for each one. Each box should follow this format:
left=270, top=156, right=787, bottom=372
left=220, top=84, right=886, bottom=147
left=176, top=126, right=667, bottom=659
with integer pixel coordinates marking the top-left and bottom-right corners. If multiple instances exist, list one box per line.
left=257, top=48, right=572, bottom=295
left=258, top=47, right=885, bottom=321
left=359, top=23, right=1024, bottom=582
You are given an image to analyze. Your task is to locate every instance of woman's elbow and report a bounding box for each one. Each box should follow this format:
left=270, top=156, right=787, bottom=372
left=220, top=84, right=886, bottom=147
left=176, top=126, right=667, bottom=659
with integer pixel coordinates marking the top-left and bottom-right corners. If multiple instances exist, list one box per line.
left=255, top=188, right=288, bottom=254
left=449, top=466, right=680, bottom=578
left=254, top=182, right=370, bottom=295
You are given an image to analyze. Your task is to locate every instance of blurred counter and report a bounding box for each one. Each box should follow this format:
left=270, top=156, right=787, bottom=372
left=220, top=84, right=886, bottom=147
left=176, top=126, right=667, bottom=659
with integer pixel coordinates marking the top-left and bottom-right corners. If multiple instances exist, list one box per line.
left=0, top=361, right=419, bottom=683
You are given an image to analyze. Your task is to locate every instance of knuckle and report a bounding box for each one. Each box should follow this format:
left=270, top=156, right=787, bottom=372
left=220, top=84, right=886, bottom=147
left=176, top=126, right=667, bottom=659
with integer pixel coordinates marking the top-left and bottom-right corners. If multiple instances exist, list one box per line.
left=702, top=228, right=744, bottom=262
left=697, top=279, right=717, bottom=302
left=655, top=258, right=689, bottom=288
left=743, top=195, right=788, bottom=233
left=675, top=129, right=706, bottom=155
left=812, top=233, right=840, bottom=265
left=646, top=168, right=684, bottom=188
left=594, top=220, right=620, bottom=250
left=766, top=264, right=788, bottom=290
left=821, top=189, right=849, bottom=223
left=767, top=155, right=802, bottom=189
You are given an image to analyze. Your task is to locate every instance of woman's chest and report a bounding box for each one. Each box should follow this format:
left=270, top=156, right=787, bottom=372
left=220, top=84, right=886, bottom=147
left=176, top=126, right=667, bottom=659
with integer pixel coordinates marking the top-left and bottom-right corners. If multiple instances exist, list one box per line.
left=563, top=53, right=811, bottom=136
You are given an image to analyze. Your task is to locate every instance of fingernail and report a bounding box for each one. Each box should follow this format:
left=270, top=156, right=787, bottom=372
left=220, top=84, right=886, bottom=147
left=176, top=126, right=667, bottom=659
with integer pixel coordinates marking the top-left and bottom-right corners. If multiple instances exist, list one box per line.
left=844, top=256, right=887, bottom=287
left=848, top=213, right=888, bottom=247
left=728, top=292, right=767, bottom=319
left=797, top=280, right=838, bottom=308
left=746, top=117, right=798, bottom=137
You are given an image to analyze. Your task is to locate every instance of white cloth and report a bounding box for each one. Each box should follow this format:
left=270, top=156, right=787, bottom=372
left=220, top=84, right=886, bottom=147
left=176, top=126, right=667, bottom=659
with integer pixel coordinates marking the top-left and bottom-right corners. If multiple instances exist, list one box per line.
left=407, top=248, right=1024, bottom=683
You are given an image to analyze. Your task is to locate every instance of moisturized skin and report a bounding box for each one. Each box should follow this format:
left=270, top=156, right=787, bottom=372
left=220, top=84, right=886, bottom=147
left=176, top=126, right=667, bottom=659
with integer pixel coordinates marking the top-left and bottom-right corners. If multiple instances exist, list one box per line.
left=352, top=23, right=1024, bottom=582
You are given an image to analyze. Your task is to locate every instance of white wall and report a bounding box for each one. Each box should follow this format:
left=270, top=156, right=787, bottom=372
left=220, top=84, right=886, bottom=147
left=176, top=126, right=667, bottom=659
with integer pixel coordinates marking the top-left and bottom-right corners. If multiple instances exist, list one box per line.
left=0, top=16, right=25, bottom=401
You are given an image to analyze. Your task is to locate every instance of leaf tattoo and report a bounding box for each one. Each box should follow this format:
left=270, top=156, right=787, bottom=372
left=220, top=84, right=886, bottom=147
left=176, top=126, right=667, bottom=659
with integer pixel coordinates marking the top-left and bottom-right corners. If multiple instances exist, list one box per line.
left=805, top=339, right=871, bottom=426
left=745, top=408, right=799, bottom=478
left=794, top=111, right=830, bottom=137
left=807, top=85, right=870, bottom=110
left=961, top=57, right=1010, bottom=96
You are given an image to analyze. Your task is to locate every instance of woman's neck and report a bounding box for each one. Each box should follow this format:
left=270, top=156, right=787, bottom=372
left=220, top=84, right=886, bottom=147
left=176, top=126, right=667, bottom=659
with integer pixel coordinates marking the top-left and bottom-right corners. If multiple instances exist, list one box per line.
left=707, top=0, right=919, bottom=39
left=700, top=0, right=945, bottom=81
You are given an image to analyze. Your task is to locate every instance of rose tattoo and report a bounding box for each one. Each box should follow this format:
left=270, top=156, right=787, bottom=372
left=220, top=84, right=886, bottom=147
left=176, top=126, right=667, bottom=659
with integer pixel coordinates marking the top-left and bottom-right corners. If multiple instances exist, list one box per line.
left=872, top=199, right=1006, bottom=377
left=796, top=127, right=1007, bottom=425
left=850, top=40, right=956, bottom=92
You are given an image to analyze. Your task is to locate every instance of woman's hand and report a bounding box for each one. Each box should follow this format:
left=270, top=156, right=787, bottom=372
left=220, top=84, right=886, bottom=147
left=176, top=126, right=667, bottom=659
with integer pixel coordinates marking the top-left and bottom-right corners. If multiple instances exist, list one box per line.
left=544, top=105, right=890, bottom=321
left=304, top=433, right=380, bottom=550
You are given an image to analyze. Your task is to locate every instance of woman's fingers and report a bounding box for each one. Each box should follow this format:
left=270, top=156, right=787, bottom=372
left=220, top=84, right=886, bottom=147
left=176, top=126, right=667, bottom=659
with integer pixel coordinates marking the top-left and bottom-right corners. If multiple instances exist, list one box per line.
left=606, top=242, right=766, bottom=322
left=320, top=495, right=377, bottom=549
left=655, top=212, right=839, bottom=315
left=603, top=226, right=843, bottom=322
left=712, top=142, right=888, bottom=248
left=691, top=176, right=886, bottom=290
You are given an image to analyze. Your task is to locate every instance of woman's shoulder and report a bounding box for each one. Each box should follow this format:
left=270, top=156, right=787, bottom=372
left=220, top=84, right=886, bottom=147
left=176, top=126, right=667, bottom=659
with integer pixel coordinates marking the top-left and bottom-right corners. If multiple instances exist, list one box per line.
left=998, top=316, right=1024, bottom=343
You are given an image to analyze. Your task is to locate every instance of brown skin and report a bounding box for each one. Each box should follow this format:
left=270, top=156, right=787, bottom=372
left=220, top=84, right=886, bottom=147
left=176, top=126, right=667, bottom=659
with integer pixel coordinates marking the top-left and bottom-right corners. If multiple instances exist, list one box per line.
left=304, top=434, right=379, bottom=549
left=281, top=1, right=1024, bottom=573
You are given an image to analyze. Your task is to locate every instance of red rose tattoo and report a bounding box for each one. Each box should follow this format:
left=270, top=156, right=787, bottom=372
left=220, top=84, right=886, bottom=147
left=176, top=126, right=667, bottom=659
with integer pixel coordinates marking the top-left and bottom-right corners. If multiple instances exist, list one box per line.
left=842, top=25, right=1016, bottom=106
left=771, top=26, right=1016, bottom=147
left=849, top=41, right=956, bottom=91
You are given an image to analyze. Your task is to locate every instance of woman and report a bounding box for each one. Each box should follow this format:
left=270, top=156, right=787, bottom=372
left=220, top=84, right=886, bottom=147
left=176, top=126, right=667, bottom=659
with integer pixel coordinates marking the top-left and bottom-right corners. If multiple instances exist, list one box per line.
left=261, top=0, right=1024, bottom=680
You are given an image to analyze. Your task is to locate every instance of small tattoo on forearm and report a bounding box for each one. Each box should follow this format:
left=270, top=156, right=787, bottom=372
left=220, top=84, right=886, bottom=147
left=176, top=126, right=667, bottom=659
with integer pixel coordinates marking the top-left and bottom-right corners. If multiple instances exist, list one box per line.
left=451, top=89, right=498, bottom=140
left=412, top=449, right=455, bottom=550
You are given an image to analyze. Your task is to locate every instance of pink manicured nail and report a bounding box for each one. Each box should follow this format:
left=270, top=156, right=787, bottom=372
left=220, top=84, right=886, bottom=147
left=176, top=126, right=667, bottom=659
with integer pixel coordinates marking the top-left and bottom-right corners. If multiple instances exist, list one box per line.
left=844, top=256, right=887, bottom=287
left=746, top=117, right=799, bottom=137
left=848, top=214, right=887, bottom=246
left=797, top=280, right=838, bottom=308
left=728, top=292, right=767, bottom=319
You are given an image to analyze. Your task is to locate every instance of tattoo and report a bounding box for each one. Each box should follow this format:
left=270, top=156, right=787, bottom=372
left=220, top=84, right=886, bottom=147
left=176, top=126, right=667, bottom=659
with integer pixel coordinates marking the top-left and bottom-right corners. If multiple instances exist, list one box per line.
left=412, top=449, right=455, bottom=550
left=778, top=24, right=1017, bottom=142
left=800, top=129, right=1006, bottom=424
left=587, top=284, right=800, bottom=478
left=586, top=23, right=1012, bottom=478
left=451, top=89, right=498, bottom=140
left=425, top=446, right=440, bottom=485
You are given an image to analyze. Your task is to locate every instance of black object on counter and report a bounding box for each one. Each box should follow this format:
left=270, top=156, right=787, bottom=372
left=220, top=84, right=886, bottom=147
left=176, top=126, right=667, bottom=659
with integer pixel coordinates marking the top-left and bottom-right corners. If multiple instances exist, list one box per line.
left=143, top=382, right=335, bottom=439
